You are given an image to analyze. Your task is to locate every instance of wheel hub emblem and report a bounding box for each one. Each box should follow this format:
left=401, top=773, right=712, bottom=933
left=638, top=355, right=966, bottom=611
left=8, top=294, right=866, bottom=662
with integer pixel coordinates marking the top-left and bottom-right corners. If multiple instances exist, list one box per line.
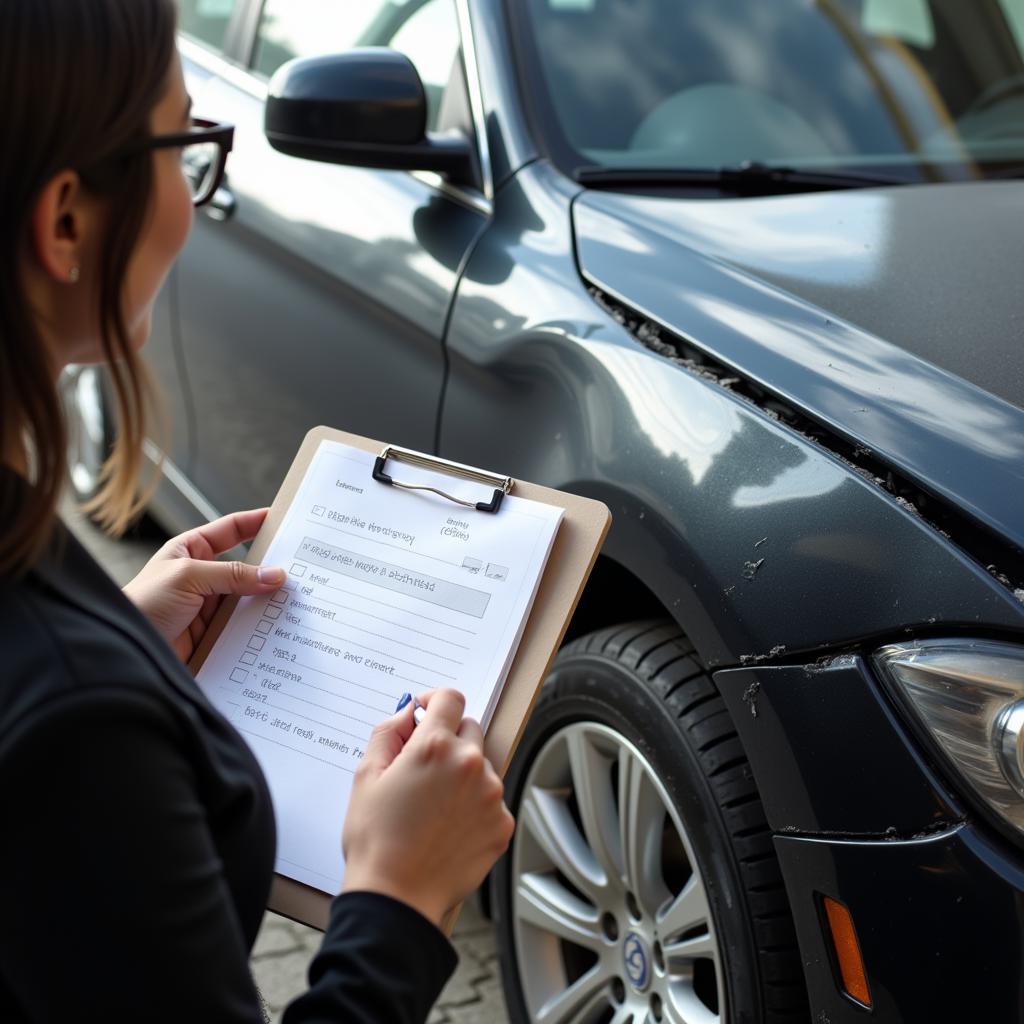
left=623, top=932, right=651, bottom=992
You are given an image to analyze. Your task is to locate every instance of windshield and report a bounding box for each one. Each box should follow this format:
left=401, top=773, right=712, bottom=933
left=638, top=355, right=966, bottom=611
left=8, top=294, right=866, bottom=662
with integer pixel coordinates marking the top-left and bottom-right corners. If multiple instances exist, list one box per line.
left=514, top=0, right=1024, bottom=184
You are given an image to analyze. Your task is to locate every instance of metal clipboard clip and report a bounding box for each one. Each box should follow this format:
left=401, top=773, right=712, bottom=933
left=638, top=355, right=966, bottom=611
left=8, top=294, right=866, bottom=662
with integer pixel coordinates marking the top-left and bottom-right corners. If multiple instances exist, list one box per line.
left=372, top=445, right=515, bottom=514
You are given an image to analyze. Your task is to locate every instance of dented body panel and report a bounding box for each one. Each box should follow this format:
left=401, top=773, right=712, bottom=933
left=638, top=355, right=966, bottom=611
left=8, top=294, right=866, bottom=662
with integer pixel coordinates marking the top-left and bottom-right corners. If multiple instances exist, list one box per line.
left=574, top=188, right=1024, bottom=561
left=715, top=657, right=961, bottom=836
left=441, top=162, right=1024, bottom=670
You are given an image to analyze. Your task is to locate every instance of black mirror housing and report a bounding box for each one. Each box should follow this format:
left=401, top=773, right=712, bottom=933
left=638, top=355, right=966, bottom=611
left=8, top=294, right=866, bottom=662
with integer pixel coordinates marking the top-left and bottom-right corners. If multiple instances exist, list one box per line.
left=265, top=49, right=478, bottom=187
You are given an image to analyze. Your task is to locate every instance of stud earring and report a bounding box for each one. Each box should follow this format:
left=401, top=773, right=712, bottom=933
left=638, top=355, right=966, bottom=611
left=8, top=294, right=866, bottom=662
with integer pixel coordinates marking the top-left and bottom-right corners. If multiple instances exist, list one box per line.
left=68, top=266, right=80, bottom=283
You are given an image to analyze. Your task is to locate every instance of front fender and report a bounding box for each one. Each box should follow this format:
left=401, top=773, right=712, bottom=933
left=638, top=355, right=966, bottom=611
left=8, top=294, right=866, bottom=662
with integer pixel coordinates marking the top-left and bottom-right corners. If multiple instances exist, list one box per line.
left=440, top=162, right=1024, bottom=668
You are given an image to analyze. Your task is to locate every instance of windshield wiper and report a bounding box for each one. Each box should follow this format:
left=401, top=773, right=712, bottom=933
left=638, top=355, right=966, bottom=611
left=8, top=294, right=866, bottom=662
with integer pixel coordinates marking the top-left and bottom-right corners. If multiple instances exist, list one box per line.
left=574, top=162, right=906, bottom=194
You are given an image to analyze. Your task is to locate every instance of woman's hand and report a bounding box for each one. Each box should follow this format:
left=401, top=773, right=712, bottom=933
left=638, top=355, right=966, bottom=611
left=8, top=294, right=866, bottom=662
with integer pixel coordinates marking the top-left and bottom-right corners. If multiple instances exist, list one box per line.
left=123, top=509, right=286, bottom=663
left=341, top=689, right=515, bottom=928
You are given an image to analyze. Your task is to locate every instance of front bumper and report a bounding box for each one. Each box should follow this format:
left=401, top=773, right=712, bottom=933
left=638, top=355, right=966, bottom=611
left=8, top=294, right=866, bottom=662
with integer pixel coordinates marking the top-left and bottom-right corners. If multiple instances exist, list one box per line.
left=716, top=655, right=1024, bottom=1020
left=775, top=824, right=1024, bottom=1021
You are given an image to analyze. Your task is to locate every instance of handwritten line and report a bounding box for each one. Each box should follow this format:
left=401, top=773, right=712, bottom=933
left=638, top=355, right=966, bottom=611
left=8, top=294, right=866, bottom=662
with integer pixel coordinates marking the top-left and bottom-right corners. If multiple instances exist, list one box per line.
left=276, top=688, right=378, bottom=729
left=296, top=624, right=459, bottom=680
left=292, top=660, right=397, bottom=700
left=301, top=615, right=465, bottom=665
left=290, top=675, right=392, bottom=716
left=298, top=593, right=472, bottom=650
left=239, top=728, right=353, bottom=774
left=266, top=702, right=368, bottom=741
left=302, top=578, right=477, bottom=635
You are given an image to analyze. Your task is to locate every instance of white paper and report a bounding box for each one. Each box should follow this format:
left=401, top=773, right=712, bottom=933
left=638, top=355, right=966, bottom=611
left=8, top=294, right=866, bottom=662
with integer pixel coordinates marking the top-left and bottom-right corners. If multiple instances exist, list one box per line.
left=195, top=440, right=563, bottom=894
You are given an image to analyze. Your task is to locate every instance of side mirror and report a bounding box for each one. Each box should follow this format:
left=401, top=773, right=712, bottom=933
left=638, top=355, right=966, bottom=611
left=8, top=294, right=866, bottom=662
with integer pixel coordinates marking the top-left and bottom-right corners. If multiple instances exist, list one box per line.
left=264, top=49, right=478, bottom=187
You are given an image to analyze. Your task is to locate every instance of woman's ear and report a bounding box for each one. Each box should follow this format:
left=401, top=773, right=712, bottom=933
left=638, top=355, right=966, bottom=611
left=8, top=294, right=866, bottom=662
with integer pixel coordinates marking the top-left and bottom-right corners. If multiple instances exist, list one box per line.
left=29, top=170, right=92, bottom=284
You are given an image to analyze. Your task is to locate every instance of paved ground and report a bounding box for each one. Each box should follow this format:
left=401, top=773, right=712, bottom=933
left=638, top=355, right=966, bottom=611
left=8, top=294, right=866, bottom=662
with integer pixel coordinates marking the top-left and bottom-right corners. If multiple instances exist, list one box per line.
left=62, top=499, right=511, bottom=1024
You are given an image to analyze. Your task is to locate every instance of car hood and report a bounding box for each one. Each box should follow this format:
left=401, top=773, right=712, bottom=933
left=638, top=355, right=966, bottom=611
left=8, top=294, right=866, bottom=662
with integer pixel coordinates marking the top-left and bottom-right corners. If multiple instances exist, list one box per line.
left=573, top=181, right=1024, bottom=554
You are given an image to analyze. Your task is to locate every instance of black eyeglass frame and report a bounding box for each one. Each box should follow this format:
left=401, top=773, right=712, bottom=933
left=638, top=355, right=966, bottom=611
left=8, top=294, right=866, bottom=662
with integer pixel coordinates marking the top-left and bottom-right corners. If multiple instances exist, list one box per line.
left=132, top=117, right=235, bottom=207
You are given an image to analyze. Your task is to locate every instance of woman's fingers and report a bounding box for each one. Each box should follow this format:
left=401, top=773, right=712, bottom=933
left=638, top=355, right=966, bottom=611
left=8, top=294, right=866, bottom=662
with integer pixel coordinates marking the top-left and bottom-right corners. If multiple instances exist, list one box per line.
left=197, top=592, right=220, bottom=628
left=415, top=688, right=466, bottom=735
left=179, top=558, right=285, bottom=596
left=456, top=716, right=485, bottom=752
left=342, top=685, right=514, bottom=926
left=362, top=709, right=416, bottom=777
left=185, top=508, right=271, bottom=559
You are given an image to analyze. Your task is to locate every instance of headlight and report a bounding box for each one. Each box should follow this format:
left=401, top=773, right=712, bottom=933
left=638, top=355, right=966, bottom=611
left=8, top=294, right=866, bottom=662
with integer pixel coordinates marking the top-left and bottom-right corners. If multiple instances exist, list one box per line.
left=874, top=639, right=1024, bottom=837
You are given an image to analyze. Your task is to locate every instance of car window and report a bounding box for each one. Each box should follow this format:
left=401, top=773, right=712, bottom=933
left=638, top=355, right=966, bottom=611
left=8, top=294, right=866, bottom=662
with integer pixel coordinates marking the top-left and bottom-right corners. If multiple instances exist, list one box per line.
left=252, top=0, right=458, bottom=131
left=176, top=0, right=240, bottom=51
left=387, top=2, right=460, bottom=128
left=517, top=0, right=1024, bottom=183
left=252, top=0, right=386, bottom=78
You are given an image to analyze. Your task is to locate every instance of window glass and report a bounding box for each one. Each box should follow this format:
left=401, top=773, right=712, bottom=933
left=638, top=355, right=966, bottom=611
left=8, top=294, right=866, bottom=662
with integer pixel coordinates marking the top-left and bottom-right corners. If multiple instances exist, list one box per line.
left=253, top=0, right=386, bottom=79
left=518, top=0, right=1024, bottom=181
left=389, top=1, right=460, bottom=100
left=176, top=0, right=239, bottom=51
left=252, top=0, right=459, bottom=130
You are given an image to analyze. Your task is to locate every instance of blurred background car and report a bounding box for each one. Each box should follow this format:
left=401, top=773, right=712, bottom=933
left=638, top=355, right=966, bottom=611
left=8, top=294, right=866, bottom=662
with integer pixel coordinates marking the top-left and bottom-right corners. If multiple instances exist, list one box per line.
left=64, top=1, right=1024, bottom=1021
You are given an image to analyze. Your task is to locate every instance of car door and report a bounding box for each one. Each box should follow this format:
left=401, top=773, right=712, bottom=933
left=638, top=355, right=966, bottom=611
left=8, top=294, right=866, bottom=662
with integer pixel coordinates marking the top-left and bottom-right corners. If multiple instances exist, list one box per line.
left=174, top=0, right=488, bottom=517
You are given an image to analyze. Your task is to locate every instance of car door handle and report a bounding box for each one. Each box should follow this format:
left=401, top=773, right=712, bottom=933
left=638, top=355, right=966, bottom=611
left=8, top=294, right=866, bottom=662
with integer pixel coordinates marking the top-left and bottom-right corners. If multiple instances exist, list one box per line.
left=205, top=184, right=237, bottom=222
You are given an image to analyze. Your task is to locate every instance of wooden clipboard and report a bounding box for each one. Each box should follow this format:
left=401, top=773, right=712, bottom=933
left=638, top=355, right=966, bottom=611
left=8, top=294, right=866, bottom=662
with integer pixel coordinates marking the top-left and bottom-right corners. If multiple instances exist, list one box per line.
left=189, top=425, right=611, bottom=932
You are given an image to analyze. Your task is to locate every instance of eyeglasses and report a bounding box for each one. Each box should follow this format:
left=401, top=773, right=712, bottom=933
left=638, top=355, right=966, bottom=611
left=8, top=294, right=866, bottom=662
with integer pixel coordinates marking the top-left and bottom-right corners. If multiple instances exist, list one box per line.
left=138, top=117, right=235, bottom=207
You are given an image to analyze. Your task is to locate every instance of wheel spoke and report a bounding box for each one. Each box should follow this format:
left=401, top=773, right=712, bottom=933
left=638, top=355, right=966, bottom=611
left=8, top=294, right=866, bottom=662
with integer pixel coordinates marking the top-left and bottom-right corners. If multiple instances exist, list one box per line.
left=566, top=729, right=623, bottom=893
left=608, top=1004, right=636, bottom=1024
left=516, top=872, right=605, bottom=950
left=663, top=929, right=717, bottom=966
left=535, top=963, right=612, bottom=1024
left=656, top=876, right=711, bottom=945
left=664, top=986, right=720, bottom=1024
left=617, top=746, right=667, bottom=912
left=521, top=785, right=606, bottom=903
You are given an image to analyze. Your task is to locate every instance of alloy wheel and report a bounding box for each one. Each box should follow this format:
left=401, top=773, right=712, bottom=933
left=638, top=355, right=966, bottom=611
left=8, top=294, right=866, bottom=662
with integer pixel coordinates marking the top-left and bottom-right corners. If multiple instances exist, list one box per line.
left=511, top=721, right=724, bottom=1024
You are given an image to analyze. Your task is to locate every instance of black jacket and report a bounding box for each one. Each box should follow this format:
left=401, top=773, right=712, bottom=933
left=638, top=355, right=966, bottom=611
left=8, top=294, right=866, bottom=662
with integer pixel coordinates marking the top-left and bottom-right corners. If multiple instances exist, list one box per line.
left=0, top=497, right=455, bottom=1022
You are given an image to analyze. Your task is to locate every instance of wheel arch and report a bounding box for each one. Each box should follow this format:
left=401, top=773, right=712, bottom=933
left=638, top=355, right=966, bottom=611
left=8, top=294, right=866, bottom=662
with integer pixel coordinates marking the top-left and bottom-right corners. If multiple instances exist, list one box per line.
left=563, top=554, right=664, bottom=645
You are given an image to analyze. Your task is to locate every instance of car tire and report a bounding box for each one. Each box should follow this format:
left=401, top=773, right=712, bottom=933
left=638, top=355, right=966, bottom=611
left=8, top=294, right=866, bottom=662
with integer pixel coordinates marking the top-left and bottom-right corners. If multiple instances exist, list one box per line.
left=60, top=364, right=115, bottom=505
left=492, top=620, right=808, bottom=1023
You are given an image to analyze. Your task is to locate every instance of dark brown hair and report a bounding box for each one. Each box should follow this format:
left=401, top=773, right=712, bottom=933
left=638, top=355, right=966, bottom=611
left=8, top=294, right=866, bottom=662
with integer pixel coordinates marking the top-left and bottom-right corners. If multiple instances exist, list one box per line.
left=0, top=0, right=177, bottom=576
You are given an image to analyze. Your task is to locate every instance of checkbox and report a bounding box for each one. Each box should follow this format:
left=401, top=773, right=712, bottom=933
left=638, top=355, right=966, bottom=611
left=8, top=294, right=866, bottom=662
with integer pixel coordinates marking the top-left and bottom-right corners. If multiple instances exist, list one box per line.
left=271, top=589, right=288, bottom=604
left=255, top=618, right=273, bottom=634
left=312, top=505, right=326, bottom=517
left=264, top=605, right=282, bottom=620
left=290, top=563, right=307, bottom=578
left=247, top=635, right=266, bottom=651
left=230, top=668, right=248, bottom=683
left=240, top=651, right=257, bottom=665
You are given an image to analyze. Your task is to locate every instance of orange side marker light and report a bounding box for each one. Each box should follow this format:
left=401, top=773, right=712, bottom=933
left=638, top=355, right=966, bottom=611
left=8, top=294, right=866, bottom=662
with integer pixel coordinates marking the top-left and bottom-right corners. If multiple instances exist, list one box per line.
left=822, top=896, right=872, bottom=1007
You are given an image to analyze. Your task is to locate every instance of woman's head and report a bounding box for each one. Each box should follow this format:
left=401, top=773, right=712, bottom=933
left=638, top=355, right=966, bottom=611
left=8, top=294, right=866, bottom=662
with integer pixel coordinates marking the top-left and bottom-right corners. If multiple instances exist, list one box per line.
left=0, top=0, right=184, bottom=575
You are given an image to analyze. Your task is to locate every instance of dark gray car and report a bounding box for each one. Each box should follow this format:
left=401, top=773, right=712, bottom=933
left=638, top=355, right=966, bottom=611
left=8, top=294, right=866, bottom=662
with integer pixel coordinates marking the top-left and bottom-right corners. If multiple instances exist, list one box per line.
left=63, top=1, right=1024, bottom=1021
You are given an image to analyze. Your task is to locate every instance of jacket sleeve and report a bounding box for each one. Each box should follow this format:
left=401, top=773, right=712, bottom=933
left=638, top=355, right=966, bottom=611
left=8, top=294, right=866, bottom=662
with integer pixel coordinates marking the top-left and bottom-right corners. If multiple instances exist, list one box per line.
left=282, top=892, right=458, bottom=1024
left=0, top=688, right=457, bottom=1023
left=0, top=688, right=266, bottom=1023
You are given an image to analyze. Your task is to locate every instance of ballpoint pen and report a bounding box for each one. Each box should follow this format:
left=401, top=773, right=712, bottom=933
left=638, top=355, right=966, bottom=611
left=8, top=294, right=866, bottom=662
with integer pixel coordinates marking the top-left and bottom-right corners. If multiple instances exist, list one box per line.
left=395, top=691, right=426, bottom=725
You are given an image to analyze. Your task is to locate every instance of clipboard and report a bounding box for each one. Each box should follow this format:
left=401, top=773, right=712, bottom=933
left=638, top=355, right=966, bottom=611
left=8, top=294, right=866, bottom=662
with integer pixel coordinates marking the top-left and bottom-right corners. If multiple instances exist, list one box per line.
left=190, top=425, right=611, bottom=932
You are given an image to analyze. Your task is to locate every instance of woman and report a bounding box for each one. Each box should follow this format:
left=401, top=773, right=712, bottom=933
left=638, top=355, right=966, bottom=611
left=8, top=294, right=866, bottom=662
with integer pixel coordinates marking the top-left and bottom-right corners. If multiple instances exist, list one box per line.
left=0, top=1, right=514, bottom=1021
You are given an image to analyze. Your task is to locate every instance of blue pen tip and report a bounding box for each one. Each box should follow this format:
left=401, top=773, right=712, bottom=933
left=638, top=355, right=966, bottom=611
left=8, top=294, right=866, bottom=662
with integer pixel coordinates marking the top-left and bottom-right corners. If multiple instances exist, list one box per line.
left=395, top=692, right=412, bottom=713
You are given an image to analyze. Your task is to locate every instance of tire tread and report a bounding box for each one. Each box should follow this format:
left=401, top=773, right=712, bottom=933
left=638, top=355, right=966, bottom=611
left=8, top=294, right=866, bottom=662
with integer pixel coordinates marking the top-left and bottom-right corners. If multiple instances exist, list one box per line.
left=570, top=619, right=808, bottom=1021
